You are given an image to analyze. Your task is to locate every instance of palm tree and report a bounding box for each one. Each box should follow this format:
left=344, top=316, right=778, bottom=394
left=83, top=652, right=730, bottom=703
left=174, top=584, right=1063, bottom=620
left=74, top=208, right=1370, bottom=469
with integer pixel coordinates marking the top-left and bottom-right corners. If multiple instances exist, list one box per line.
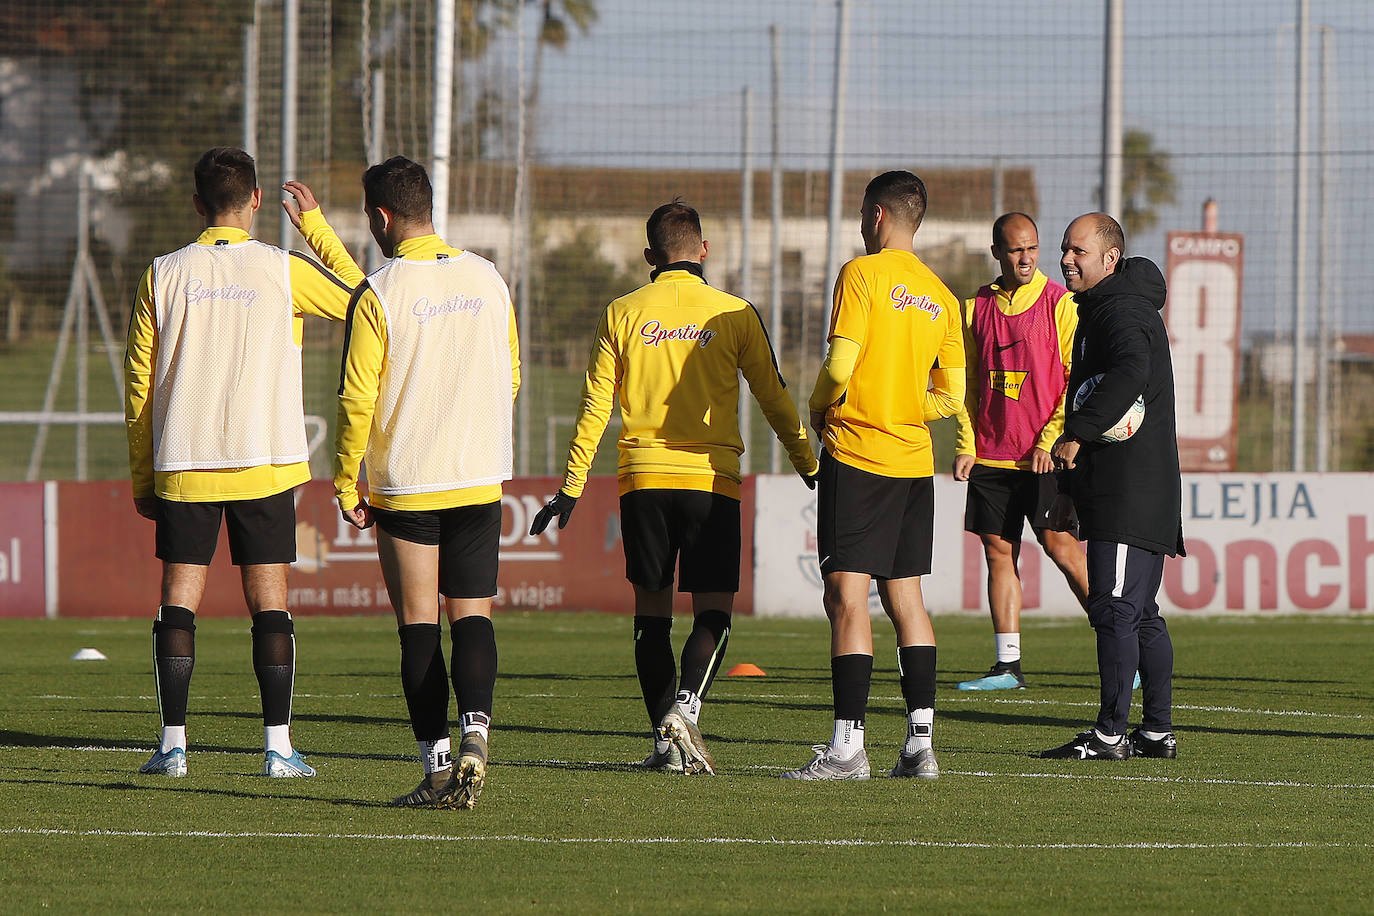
left=1120, top=128, right=1177, bottom=236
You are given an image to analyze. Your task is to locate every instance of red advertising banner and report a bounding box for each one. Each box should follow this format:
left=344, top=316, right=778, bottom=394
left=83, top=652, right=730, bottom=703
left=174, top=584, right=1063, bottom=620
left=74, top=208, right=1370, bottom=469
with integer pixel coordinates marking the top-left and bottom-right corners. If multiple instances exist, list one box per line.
left=0, top=482, right=46, bottom=618
left=56, top=477, right=755, bottom=618
left=1164, top=232, right=1244, bottom=470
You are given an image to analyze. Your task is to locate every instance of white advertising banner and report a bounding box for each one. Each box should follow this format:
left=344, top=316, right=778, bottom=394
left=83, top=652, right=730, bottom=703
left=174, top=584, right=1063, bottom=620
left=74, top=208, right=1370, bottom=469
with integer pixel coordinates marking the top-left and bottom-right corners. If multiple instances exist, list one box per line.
left=753, top=472, right=1374, bottom=617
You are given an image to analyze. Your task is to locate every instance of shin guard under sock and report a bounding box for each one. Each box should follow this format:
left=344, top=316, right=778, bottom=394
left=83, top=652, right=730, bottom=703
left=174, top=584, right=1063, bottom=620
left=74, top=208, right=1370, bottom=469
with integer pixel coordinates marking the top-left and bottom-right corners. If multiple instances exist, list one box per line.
left=152, top=605, right=196, bottom=730
left=451, top=616, right=497, bottom=738
left=633, top=615, right=676, bottom=727
left=398, top=623, right=450, bottom=742
left=250, top=610, right=295, bottom=727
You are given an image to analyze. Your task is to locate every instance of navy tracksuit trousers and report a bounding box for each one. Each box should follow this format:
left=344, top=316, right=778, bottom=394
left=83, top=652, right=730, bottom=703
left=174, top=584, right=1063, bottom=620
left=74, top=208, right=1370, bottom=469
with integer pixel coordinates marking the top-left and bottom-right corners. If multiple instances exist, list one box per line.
left=1085, top=540, right=1174, bottom=736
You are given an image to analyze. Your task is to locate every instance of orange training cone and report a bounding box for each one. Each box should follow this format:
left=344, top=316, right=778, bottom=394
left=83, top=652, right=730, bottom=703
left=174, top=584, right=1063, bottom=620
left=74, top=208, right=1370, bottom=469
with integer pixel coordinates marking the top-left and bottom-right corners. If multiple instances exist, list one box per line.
left=726, top=662, right=766, bottom=677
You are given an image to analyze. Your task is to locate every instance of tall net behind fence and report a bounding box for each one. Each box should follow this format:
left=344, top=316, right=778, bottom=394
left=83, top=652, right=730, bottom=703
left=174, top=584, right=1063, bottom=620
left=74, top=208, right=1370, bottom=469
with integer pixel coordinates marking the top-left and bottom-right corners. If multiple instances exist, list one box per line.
left=1, top=0, right=1370, bottom=482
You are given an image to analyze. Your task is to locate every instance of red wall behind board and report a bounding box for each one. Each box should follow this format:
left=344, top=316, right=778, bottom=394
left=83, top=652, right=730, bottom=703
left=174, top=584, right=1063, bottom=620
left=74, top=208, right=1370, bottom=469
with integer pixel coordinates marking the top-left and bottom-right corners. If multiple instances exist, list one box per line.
left=0, top=482, right=46, bottom=618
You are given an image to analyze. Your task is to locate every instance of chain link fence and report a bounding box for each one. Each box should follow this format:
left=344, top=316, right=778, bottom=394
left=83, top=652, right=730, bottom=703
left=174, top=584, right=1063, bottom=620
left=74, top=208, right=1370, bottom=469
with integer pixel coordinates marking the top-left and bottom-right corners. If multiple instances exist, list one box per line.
left=2, top=0, right=1371, bottom=483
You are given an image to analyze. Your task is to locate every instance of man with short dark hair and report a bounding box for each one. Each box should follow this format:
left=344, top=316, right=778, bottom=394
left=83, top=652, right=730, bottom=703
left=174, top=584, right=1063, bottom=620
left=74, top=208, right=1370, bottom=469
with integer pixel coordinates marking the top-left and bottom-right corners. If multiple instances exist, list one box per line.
left=533, top=199, right=817, bottom=775
left=288, top=155, right=520, bottom=808
left=953, top=212, right=1089, bottom=690
left=124, top=147, right=353, bottom=778
left=781, top=170, right=965, bottom=781
left=1041, top=212, right=1183, bottom=761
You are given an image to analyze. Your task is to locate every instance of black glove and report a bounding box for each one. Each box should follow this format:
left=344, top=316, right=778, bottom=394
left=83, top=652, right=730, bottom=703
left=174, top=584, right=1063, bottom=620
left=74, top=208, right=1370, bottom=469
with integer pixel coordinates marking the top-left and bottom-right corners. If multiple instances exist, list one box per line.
left=529, top=490, right=578, bottom=535
left=800, top=468, right=819, bottom=490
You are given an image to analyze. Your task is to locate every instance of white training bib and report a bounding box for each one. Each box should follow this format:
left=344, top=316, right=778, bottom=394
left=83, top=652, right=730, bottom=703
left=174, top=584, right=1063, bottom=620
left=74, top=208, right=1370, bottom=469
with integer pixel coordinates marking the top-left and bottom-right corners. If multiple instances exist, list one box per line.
left=364, top=253, right=514, bottom=494
left=150, top=240, right=306, bottom=471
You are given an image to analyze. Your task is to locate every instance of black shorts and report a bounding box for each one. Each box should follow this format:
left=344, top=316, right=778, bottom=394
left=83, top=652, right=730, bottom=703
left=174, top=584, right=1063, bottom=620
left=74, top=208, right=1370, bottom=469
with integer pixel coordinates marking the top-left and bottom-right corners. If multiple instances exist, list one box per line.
left=372, top=501, right=501, bottom=599
left=963, top=464, right=1077, bottom=540
left=155, top=488, right=296, bottom=566
left=619, top=489, right=741, bottom=593
left=817, top=450, right=933, bottom=580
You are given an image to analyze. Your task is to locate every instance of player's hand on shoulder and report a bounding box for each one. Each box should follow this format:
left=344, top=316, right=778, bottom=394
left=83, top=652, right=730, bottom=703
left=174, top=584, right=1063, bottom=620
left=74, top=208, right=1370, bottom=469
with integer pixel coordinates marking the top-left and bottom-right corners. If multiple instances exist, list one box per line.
left=529, top=490, right=577, bottom=535
left=952, top=453, right=975, bottom=481
left=281, top=180, right=320, bottom=230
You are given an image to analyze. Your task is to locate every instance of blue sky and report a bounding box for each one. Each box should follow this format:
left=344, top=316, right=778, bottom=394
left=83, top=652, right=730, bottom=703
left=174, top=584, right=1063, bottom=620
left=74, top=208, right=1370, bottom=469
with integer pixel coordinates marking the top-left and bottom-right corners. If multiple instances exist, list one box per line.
left=483, top=0, right=1374, bottom=336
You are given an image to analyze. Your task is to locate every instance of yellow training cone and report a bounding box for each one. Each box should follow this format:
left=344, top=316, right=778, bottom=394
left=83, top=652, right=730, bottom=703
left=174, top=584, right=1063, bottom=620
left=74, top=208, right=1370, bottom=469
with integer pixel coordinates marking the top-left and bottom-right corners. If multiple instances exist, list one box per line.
left=726, top=662, right=766, bottom=677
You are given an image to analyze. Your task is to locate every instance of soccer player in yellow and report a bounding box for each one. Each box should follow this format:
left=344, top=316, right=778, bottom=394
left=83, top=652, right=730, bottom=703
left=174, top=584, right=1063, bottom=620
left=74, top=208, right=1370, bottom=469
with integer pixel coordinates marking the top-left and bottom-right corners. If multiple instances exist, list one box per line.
left=782, top=170, right=965, bottom=781
left=124, top=147, right=353, bottom=779
left=953, top=212, right=1089, bottom=690
left=288, top=157, right=519, bottom=809
left=531, top=200, right=817, bottom=775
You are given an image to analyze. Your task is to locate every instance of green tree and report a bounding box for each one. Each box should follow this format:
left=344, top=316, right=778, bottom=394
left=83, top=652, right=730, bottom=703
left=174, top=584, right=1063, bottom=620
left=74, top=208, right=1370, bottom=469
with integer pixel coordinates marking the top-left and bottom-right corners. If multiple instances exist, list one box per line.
left=531, top=227, right=638, bottom=368
left=1120, top=128, right=1177, bottom=236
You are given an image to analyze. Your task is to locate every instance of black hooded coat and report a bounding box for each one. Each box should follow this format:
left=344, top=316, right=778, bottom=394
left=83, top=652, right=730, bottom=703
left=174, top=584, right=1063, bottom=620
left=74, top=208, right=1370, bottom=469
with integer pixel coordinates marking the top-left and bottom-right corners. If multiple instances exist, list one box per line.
left=1062, top=257, right=1185, bottom=557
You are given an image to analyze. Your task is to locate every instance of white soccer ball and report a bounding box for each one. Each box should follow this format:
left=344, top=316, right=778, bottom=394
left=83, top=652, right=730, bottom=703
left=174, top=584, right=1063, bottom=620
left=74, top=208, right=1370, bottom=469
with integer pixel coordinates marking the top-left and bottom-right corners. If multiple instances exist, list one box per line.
left=1072, top=373, right=1145, bottom=443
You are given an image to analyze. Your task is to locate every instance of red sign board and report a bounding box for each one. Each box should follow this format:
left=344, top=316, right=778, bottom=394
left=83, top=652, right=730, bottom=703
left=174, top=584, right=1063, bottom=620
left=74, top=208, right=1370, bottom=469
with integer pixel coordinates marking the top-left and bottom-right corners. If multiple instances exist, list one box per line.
left=0, top=482, right=46, bottom=617
left=1164, top=232, right=1244, bottom=470
left=56, top=477, right=756, bottom=617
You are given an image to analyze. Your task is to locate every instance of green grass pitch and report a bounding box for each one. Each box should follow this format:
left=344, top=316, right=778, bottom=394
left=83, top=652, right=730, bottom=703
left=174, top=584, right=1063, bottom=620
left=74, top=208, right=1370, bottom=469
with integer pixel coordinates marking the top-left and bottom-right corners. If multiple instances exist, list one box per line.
left=1, top=612, right=1371, bottom=913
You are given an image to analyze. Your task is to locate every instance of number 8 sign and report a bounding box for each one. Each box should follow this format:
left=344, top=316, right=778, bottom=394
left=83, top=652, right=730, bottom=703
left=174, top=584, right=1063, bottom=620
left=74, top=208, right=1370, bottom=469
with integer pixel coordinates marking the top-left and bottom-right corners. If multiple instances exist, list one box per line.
left=1165, top=232, right=1244, bottom=470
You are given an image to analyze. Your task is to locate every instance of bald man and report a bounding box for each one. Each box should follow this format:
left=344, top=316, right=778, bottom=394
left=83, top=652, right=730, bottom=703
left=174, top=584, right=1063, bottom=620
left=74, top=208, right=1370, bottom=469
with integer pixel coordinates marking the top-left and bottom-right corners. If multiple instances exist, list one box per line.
left=1041, top=212, right=1183, bottom=762
left=952, top=213, right=1089, bottom=691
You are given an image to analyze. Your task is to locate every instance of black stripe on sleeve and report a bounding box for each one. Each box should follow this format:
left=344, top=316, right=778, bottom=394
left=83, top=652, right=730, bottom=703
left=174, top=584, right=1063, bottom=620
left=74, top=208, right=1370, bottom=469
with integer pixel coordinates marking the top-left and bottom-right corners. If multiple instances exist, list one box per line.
left=337, top=281, right=371, bottom=397
left=290, top=249, right=355, bottom=293
left=744, top=300, right=787, bottom=388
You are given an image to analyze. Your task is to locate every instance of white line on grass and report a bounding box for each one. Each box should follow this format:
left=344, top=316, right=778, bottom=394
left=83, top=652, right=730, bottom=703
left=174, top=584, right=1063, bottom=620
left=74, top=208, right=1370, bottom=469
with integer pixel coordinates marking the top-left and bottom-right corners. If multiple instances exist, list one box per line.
left=944, top=770, right=1374, bottom=790
left=1, top=827, right=1367, bottom=851
left=743, top=694, right=1371, bottom=721
left=518, top=759, right=1374, bottom=791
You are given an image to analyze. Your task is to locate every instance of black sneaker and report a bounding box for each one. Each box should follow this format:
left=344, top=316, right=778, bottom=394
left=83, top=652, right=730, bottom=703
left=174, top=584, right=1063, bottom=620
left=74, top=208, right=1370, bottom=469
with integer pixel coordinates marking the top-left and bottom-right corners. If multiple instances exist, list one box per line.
left=1128, top=728, right=1178, bottom=759
left=1039, top=730, right=1129, bottom=760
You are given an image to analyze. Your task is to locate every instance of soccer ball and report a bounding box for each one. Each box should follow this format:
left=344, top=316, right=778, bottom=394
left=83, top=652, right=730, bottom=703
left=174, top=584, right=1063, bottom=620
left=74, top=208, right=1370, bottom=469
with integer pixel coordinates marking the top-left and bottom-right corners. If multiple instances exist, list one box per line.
left=1072, top=373, right=1145, bottom=443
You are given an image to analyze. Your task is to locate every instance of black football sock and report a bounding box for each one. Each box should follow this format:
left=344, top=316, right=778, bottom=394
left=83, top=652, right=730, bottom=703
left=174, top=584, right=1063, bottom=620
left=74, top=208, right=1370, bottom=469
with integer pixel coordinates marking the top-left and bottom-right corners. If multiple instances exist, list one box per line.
left=451, top=616, right=497, bottom=738
left=250, top=610, right=296, bottom=727
left=398, top=623, right=450, bottom=742
left=897, top=644, right=937, bottom=752
left=830, top=653, right=873, bottom=758
left=831, top=652, right=873, bottom=723
left=676, top=610, right=732, bottom=722
left=633, top=615, right=676, bottom=728
left=152, top=605, right=196, bottom=729
left=897, top=645, right=937, bottom=713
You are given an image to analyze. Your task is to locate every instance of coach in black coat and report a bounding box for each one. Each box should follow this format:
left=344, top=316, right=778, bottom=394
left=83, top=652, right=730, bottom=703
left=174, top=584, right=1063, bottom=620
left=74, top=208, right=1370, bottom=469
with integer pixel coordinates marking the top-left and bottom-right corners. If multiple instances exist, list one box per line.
left=1061, top=254, right=1185, bottom=557
left=1039, top=212, right=1181, bottom=763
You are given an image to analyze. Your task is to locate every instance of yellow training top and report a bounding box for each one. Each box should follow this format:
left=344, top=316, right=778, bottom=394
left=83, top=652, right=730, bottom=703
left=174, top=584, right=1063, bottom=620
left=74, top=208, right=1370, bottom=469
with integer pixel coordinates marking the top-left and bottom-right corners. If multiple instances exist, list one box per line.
left=317, top=227, right=522, bottom=513
left=560, top=263, right=816, bottom=500
left=124, top=223, right=352, bottom=501
left=816, top=248, right=965, bottom=478
left=954, top=269, right=1077, bottom=469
